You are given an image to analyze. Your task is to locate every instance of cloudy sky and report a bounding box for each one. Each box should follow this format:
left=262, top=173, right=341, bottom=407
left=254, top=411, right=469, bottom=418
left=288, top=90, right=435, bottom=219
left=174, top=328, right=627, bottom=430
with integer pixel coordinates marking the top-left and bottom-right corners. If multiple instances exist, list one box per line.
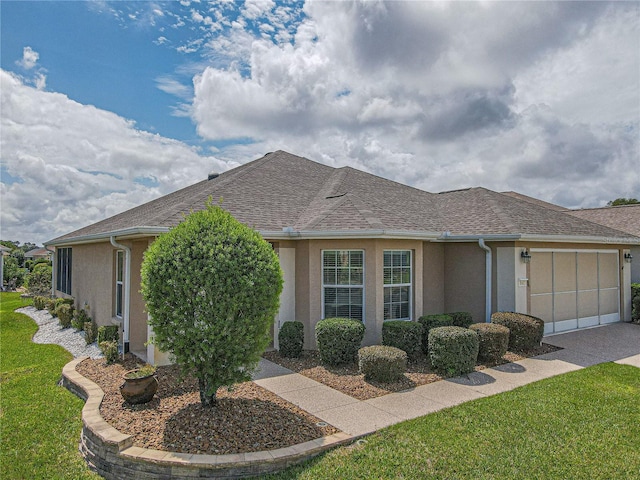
left=1, top=1, right=638, bottom=245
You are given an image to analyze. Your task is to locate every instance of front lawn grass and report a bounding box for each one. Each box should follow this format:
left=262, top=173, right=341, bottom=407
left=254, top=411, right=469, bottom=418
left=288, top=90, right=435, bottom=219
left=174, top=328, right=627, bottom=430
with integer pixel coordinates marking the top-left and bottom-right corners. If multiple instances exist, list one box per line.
left=271, top=362, right=640, bottom=479
left=0, top=292, right=100, bottom=480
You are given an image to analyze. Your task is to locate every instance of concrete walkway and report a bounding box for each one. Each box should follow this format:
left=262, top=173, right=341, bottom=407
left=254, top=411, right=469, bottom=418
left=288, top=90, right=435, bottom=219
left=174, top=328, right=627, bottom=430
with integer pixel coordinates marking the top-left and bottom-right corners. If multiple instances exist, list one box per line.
left=253, top=322, right=640, bottom=437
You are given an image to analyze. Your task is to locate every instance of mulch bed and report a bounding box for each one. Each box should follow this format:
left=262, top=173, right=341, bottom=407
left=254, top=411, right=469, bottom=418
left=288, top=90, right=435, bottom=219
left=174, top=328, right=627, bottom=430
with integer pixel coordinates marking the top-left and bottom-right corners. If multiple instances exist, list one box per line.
left=263, top=343, right=561, bottom=401
left=76, top=355, right=338, bottom=455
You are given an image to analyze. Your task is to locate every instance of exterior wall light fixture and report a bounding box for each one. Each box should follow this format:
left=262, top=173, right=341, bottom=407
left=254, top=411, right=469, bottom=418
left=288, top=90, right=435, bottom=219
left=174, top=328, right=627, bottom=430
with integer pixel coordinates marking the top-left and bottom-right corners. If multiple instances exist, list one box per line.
left=521, top=249, right=531, bottom=263
left=624, top=252, right=633, bottom=263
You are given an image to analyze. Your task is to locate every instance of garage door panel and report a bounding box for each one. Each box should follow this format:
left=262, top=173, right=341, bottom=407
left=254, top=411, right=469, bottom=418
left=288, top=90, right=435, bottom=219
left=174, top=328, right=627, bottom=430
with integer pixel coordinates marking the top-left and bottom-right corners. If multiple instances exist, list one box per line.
left=530, top=294, right=552, bottom=324
left=530, top=252, right=552, bottom=295
left=577, top=290, right=598, bottom=318
left=554, top=252, right=576, bottom=292
left=599, top=254, right=619, bottom=289
left=599, top=288, right=619, bottom=316
left=554, top=291, right=577, bottom=322
left=577, top=253, right=597, bottom=290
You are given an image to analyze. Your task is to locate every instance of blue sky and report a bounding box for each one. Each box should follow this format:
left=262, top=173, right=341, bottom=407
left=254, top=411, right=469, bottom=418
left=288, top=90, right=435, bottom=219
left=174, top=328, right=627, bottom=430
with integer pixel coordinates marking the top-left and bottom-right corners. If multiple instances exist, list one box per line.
left=1, top=1, right=639, bottom=245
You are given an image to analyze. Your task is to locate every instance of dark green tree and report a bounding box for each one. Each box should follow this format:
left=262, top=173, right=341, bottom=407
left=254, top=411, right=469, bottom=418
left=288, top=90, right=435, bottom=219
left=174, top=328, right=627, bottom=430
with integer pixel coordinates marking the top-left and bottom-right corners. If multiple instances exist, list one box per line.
left=141, top=203, right=283, bottom=407
left=607, top=198, right=639, bottom=206
left=26, top=263, right=52, bottom=296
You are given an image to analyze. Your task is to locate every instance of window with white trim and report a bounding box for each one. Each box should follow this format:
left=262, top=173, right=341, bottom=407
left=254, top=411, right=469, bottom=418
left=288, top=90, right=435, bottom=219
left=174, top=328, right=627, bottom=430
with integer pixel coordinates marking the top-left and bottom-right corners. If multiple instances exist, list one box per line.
left=115, top=250, right=124, bottom=318
left=383, top=250, right=412, bottom=321
left=56, top=247, right=72, bottom=295
left=322, top=250, right=364, bottom=322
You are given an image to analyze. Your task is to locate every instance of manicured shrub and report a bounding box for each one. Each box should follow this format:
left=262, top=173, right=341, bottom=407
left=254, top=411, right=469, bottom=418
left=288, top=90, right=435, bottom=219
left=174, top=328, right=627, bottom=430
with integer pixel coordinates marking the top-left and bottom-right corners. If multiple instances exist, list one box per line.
left=26, top=263, right=52, bottom=297
left=428, top=326, right=479, bottom=376
left=382, top=321, right=423, bottom=359
left=491, top=312, right=544, bottom=351
left=315, top=317, right=365, bottom=366
left=52, top=297, right=74, bottom=317
left=470, top=323, right=510, bottom=363
left=418, top=314, right=454, bottom=354
left=33, top=296, right=48, bottom=311
left=84, top=321, right=98, bottom=345
left=56, top=304, right=74, bottom=329
left=97, top=325, right=119, bottom=344
left=99, top=341, right=119, bottom=364
left=447, top=311, right=473, bottom=329
left=278, top=321, right=304, bottom=358
left=358, top=345, right=407, bottom=383
left=46, top=298, right=57, bottom=316
left=141, top=203, right=283, bottom=407
left=632, top=283, right=640, bottom=323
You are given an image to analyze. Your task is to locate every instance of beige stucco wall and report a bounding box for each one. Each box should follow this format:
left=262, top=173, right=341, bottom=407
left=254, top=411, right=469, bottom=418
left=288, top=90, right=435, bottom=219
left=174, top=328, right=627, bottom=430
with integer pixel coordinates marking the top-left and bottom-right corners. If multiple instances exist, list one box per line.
left=443, top=243, right=487, bottom=323
left=126, top=239, right=151, bottom=354
left=422, top=242, right=445, bottom=315
left=55, top=242, right=116, bottom=329
left=292, top=238, right=424, bottom=348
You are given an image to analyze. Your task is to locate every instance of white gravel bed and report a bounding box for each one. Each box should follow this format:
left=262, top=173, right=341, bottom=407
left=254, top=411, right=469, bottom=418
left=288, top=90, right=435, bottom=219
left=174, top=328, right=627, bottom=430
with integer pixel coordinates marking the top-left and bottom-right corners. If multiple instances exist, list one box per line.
left=16, top=306, right=103, bottom=359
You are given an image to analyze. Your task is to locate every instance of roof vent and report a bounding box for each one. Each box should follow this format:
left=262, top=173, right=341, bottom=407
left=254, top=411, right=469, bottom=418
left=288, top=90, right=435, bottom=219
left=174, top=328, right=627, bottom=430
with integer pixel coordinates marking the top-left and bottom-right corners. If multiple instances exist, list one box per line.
left=208, top=171, right=219, bottom=180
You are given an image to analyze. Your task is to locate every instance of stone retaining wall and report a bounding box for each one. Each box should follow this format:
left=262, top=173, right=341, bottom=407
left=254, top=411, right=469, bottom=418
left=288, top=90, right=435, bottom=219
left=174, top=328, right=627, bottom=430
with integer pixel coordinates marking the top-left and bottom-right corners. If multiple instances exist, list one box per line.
left=62, top=357, right=353, bottom=479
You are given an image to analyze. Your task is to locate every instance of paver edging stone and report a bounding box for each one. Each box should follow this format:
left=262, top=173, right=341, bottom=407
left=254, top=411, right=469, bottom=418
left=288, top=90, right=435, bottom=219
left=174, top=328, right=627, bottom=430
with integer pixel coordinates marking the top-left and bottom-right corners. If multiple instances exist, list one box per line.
left=62, top=357, right=354, bottom=479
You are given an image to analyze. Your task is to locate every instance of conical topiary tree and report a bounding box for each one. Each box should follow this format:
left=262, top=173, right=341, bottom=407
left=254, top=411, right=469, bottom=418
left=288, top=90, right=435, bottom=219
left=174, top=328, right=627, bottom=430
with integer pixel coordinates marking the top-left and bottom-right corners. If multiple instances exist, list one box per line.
left=141, top=202, right=283, bottom=407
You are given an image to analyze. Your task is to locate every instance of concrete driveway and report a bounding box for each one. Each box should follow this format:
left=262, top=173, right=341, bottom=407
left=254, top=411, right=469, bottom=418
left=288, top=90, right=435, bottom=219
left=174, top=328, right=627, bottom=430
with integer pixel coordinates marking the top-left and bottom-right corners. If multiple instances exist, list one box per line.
left=541, top=322, right=640, bottom=368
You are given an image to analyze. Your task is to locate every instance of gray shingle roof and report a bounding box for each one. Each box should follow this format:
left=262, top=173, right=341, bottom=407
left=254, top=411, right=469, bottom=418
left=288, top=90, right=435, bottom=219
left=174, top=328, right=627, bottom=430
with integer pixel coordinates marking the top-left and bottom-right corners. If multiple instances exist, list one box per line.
left=47, top=150, right=638, bottom=244
left=568, top=204, right=640, bottom=237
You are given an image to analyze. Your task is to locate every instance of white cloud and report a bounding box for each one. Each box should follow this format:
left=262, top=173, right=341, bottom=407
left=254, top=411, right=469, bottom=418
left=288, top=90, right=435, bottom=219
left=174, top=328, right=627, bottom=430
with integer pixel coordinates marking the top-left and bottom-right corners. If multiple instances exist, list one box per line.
left=190, top=1, right=639, bottom=209
left=17, top=46, right=39, bottom=70
left=0, top=70, right=232, bottom=245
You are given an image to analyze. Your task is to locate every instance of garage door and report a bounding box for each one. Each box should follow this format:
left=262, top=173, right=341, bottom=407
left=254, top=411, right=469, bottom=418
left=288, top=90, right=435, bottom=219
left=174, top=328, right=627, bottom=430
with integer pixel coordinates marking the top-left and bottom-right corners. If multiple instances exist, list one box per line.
left=529, top=250, right=620, bottom=335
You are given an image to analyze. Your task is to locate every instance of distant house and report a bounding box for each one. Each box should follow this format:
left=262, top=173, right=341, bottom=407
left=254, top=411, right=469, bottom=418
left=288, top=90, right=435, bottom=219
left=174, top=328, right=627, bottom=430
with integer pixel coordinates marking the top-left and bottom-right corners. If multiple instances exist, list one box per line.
left=24, top=247, right=53, bottom=262
left=45, top=151, right=639, bottom=365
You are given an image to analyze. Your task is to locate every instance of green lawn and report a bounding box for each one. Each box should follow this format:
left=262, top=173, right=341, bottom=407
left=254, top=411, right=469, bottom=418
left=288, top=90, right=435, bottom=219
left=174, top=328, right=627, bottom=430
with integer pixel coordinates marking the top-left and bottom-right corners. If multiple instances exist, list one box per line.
left=269, top=363, right=640, bottom=479
left=2, top=293, right=639, bottom=479
left=0, top=292, right=100, bottom=480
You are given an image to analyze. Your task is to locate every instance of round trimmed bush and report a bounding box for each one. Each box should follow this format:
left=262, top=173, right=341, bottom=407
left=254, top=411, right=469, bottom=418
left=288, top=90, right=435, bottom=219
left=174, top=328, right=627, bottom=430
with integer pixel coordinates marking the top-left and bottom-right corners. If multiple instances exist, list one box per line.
left=278, top=321, right=304, bottom=358
left=470, top=323, right=509, bottom=363
left=418, top=314, right=453, bottom=354
left=428, top=326, right=479, bottom=376
left=447, top=311, right=473, bottom=329
left=56, top=304, right=74, bottom=329
left=491, top=312, right=544, bottom=351
left=315, top=318, right=365, bottom=366
left=382, top=321, right=423, bottom=359
left=358, top=345, right=407, bottom=383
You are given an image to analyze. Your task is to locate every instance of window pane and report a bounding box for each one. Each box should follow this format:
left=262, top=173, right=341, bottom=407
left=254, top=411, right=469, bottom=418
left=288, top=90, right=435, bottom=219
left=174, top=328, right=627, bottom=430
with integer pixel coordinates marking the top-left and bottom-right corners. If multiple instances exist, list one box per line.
left=384, top=251, right=392, bottom=268
left=401, top=267, right=411, bottom=284
left=337, top=268, right=350, bottom=285
left=351, top=269, right=363, bottom=285
left=323, top=269, right=336, bottom=285
left=116, top=284, right=123, bottom=317
left=350, top=251, right=363, bottom=267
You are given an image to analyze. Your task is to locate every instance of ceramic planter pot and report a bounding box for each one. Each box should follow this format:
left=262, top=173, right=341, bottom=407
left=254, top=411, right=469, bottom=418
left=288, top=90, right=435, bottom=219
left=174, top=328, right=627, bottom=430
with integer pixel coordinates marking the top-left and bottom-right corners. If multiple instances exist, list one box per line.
left=120, top=369, right=158, bottom=404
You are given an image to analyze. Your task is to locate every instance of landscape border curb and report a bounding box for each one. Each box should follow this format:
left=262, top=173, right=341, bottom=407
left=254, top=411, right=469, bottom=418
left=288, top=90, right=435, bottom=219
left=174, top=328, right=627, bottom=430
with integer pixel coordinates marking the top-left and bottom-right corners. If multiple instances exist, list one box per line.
left=62, top=357, right=354, bottom=479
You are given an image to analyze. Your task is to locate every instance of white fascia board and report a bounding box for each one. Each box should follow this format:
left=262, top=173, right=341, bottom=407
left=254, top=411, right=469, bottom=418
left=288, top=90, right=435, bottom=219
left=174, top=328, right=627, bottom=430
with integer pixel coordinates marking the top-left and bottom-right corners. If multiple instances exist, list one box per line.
left=44, top=227, right=170, bottom=247
left=519, top=234, right=640, bottom=245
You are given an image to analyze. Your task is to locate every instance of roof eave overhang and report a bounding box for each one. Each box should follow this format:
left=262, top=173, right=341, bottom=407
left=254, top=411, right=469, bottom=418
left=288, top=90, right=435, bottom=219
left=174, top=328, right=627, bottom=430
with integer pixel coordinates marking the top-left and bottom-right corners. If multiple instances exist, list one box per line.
left=259, top=229, right=444, bottom=241
left=518, top=234, right=640, bottom=245
left=44, top=227, right=170, bottom=247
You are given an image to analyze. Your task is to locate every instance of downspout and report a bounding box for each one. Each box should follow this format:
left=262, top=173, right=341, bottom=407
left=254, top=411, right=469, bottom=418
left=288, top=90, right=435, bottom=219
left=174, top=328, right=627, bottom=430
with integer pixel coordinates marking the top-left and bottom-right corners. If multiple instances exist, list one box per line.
left=45, top=246, right=55, bottom=297
left=110, top=236, right=130, bottom=354
left=478, top=239, right=492, bottom=322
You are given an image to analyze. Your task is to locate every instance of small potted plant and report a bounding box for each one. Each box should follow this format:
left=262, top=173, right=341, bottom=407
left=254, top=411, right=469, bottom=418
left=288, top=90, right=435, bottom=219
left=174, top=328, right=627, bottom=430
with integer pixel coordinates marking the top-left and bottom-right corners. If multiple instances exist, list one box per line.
left=120, top=364, right=158, bottom=404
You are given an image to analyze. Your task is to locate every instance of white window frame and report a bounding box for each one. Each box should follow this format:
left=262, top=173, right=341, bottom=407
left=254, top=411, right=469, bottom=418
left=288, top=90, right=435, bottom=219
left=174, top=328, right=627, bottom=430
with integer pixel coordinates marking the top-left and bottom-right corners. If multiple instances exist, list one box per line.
left=383, top=249, right=412, bottom=321
left=115, top=250, right=124, bottom=319
left=321, top=249, right=365, bottom=323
